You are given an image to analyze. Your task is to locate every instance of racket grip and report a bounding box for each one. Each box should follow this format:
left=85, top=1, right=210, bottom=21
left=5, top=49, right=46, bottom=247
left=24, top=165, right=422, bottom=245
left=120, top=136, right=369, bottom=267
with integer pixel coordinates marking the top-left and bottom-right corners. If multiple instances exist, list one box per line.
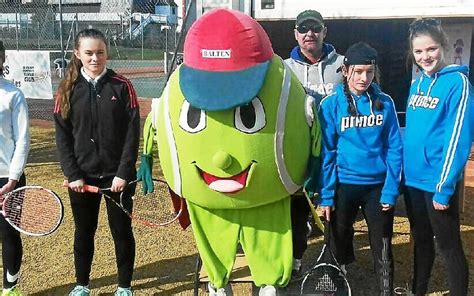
left=62, top=180, right=100, bottom=193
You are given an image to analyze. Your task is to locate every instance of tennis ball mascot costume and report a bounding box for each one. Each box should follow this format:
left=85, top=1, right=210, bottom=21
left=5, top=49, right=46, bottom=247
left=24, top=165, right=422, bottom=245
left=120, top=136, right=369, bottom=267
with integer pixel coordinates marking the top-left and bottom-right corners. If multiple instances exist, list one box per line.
left=137, top=8, right=321, bottom=295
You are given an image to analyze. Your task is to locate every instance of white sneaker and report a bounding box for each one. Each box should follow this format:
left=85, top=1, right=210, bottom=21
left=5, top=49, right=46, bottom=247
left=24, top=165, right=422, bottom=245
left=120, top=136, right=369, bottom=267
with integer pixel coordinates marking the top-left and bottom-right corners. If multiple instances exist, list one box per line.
left=258, top=285, right=277, bottom=296
left=68, top=285, right=90, bottom=296
left=394, top=284, right=414, bottom=296
left=208, top=283, right=230, bottom=296
left=114, top=287, right=133, bottom=296
left=292, top=258, right=302, bottom=272
left=340, top=264, right=347, bottom=275
left=306, top=221, right=313, bottom=238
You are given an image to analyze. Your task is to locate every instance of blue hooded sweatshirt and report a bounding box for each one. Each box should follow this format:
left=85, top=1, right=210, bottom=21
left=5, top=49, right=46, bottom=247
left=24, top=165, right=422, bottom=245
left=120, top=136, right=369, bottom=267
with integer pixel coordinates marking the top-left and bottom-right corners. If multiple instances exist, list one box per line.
left=318, top=83, right=403, bottom=207
left=404, top=65, right=473, bottom=205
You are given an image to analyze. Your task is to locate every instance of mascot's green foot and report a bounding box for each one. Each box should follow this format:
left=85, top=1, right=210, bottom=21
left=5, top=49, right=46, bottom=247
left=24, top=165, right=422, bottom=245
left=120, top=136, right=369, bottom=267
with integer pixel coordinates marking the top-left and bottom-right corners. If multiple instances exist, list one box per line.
left=208, top=283, right=233, bottom=296
left=259, top=285, right=277, bottom=296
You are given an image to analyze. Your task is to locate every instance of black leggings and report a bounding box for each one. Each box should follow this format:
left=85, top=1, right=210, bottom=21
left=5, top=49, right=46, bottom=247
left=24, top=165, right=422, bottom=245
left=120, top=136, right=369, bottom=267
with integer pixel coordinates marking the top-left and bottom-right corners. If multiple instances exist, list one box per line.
left=404, top=185, right=468, bottom=296
left=0, top=175, right=26, bottom=288
left=69, top=178, right=136, bottom=288
left=291, top=194, right=311, bottom=260
left=330, top=183, right=394, bottom=295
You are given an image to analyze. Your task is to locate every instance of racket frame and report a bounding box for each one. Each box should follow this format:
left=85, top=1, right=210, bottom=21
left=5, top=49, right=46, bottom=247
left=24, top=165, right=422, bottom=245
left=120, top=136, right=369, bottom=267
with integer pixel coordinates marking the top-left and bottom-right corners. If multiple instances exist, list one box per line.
left=63, top=178, right=183, bottom=227
left=299, top=221, right=352, bottom=295
left=1, top=186, right=64, bottom=236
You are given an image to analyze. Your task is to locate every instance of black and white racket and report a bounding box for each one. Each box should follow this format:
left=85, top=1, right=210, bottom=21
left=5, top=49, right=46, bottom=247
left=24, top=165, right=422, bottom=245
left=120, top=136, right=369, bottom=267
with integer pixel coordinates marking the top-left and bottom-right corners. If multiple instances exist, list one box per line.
left=63, top=178, right=183, bottom=227
left=1, top=186, right=64, bottom=236
left=301, top=220, right=351, bottom=295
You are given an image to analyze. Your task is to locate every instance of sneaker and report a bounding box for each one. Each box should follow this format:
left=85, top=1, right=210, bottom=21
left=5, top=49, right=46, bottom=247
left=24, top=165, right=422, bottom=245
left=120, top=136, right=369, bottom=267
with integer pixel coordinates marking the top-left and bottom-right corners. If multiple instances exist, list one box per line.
left=68, top=285, right=90, bottom=296
left=340, top=264, right=347, bottom=275
left=394, top=284, right=414, bottom=296
left=259, top=285, right=277, bottom=296
left=306, top=221, right=313, bottom=238
left=208, top=282, right=227, bottom=296
left=293, top=258, right=302, bottom=272
left=115, top=287, right=133, bottom=296
left=2, top=286, right=22, bottom=296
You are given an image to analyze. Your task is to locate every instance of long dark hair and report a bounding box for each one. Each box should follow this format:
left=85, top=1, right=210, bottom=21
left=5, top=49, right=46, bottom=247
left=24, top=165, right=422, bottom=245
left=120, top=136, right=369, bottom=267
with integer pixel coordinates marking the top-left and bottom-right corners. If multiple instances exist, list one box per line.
left=407, top=18, right=448, bottom=70
left=342, top=65, right=383, bottom=116
left=56, top=28, right=108, bottom=119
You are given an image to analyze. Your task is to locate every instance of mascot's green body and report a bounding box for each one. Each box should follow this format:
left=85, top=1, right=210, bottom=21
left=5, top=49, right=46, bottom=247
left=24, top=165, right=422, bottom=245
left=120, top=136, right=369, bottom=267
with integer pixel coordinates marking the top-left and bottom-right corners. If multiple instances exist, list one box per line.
left=140, top=8, right=321, bottom=291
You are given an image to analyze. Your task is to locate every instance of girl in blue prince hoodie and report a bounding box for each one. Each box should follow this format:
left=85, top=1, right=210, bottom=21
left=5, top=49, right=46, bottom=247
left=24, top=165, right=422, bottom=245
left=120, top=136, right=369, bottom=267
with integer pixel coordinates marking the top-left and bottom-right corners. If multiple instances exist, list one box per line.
left=403, top=18, right=472, bottom=296
left=318, top=42, right=402, bottom=295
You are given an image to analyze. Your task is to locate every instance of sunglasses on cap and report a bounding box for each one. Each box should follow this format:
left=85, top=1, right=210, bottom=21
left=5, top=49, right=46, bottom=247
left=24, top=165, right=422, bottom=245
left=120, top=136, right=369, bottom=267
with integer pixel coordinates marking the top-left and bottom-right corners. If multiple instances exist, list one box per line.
left=296, top=24, right=324, bottom=34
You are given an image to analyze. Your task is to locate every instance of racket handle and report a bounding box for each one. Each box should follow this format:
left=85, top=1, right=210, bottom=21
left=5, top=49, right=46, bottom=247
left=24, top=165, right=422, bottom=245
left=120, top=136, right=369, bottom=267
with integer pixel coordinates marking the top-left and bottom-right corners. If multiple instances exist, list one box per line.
left=62, top=180, right=100, bottom=193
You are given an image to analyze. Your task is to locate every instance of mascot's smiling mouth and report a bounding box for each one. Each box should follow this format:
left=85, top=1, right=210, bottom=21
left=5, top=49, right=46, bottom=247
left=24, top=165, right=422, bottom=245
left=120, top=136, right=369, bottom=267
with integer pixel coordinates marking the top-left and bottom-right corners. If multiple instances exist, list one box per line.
left=194, top=162, right=255, bottom=193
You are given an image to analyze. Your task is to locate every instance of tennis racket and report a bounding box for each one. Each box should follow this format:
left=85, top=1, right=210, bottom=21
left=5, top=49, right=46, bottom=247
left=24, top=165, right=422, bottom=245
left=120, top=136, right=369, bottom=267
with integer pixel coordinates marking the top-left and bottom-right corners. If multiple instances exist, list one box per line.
left=0, top=186, right=64, bottom=236
left=63, top=178, right=183, bottom=227
left=301, top=220, right=351, bottom=295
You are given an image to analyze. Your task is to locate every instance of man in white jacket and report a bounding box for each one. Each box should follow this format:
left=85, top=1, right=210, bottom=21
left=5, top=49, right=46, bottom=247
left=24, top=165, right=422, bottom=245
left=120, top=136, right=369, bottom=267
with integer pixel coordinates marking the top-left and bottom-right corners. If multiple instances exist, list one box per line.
left=285, top=9, right=344, bottom=105
left=0, top=40, right=30, bottom=296
left=284, top=9, right=344, bottom=277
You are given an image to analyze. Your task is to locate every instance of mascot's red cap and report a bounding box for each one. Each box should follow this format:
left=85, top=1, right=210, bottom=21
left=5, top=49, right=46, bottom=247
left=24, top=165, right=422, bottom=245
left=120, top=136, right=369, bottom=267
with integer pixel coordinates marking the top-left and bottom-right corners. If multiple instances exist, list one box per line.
left=179, top=8, right=274, bottom=111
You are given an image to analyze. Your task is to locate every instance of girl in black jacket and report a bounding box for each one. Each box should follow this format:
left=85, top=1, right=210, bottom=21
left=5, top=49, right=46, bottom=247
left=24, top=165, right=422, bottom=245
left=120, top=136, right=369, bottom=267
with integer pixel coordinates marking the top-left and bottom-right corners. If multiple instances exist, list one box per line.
left=54, top=28, right=140, bottom=296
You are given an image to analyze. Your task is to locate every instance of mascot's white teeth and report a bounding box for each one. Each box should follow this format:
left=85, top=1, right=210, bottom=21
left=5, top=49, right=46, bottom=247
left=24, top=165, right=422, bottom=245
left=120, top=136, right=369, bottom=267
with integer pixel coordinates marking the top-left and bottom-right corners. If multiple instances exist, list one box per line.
left=200, top=167, right=250, bottom=193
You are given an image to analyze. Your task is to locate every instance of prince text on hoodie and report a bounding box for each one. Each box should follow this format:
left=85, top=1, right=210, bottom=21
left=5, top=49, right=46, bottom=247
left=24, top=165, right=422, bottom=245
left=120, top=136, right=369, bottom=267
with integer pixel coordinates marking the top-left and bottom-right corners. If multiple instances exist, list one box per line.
left=319, top=83, right=403, bottom=207
left=404, top=65, right=473, bottom=205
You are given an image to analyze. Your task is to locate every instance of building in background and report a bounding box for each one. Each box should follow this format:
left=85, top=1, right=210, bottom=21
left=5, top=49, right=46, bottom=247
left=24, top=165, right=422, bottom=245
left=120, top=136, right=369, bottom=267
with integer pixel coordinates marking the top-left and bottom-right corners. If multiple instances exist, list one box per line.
left=186, top=0, right=473, bottom=123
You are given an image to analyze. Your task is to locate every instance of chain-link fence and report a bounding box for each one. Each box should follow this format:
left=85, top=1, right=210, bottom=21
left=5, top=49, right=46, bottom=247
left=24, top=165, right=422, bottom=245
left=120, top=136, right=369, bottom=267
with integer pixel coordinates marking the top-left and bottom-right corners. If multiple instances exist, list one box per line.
left=1, top=0, right=185, bottom=120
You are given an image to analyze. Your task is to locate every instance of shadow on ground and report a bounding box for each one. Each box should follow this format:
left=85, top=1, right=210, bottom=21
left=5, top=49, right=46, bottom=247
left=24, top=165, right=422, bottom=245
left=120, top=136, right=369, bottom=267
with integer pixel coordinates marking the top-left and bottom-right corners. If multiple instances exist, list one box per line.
left=29, top=254, right=198, bottom=296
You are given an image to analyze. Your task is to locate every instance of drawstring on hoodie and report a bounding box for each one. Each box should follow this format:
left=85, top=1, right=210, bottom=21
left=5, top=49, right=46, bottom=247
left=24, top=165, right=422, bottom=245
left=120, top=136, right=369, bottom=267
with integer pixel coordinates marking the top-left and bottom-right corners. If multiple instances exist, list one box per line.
left=426, top=73, right=438, bottom=97
left=416, top=72, right=439, bottom=97
left=368, top=92, right=375, bottom=116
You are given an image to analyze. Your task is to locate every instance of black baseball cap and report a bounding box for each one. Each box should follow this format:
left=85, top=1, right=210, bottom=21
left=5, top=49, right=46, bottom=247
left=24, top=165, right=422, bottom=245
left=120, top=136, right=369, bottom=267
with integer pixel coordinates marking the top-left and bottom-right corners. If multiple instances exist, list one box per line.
left=295, top=10, right=324, bottom=27
left=343, top=42, right=377, bottom=66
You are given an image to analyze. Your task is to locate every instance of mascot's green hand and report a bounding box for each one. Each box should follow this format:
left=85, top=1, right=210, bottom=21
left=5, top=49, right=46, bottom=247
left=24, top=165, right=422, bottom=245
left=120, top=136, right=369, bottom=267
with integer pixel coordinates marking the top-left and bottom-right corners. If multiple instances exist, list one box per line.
left=137, top=154, right=154, bottom=194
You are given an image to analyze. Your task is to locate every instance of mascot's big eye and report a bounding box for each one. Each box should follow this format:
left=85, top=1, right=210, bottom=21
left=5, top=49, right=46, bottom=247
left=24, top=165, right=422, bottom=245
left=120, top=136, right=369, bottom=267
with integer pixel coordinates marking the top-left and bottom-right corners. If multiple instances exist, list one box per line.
left=179, top=100, right=206, bottom=133
left=235, top=97, right=266, bottom=133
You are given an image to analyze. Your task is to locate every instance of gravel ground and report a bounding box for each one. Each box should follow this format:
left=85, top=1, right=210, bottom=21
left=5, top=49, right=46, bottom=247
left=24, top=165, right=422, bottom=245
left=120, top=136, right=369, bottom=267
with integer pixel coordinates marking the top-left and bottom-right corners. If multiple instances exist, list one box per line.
left=1, top=124, right=471, bottom=296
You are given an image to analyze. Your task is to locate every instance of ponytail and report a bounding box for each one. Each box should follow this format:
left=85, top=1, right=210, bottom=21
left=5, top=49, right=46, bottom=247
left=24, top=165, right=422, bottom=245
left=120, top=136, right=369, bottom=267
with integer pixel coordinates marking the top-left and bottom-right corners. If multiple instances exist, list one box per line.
left=56, top=54, right=81, bottom=119
left=368, top=84, right=384, bottom=112
left=55, top=28, right=107, bottom=119
left=343, top=77, right=358, bottom=116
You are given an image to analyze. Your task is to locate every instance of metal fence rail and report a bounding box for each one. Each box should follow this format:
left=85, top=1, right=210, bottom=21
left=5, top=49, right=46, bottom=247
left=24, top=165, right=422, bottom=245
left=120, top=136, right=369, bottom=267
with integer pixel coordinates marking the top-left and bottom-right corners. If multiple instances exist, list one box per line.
left=1, top=0, right=182, bottom=100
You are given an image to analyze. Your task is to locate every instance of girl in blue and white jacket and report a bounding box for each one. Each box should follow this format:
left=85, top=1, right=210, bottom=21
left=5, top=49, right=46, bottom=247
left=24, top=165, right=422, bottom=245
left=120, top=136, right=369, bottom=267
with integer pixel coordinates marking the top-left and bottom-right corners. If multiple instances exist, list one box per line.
left=403, top=18, right=473, bottom=296
left=318, top=42, right=402, bottom=295
left=0, top=40, right=30, bottom=296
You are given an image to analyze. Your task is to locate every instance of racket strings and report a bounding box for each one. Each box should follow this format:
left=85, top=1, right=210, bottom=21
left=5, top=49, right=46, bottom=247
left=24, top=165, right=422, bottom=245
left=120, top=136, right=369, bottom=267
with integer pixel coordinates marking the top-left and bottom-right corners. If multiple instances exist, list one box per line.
left=315, top=273, right=337, bottom=292
left=302, top=265, right=350, bottom=295
left=4, top=191, right=24, bottom=223
left=129, top=180, right=180, bottom=226
left=5, top=188, right=63, bottom=235
left=301, top=265, right=350, bottom=295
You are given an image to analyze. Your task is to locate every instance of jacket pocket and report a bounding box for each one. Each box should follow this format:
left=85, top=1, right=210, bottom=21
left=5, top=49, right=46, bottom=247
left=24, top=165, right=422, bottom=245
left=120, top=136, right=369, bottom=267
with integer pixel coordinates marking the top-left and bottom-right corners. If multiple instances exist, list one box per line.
left=404, top=145, right=434, bottom=181
left=337, top=152, right=387, bottom=178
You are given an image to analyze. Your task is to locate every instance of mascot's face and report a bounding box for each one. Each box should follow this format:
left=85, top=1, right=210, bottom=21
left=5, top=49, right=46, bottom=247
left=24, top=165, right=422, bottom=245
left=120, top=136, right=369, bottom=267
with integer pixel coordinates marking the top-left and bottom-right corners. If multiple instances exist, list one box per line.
left=156, top=56, right=310, bottom=209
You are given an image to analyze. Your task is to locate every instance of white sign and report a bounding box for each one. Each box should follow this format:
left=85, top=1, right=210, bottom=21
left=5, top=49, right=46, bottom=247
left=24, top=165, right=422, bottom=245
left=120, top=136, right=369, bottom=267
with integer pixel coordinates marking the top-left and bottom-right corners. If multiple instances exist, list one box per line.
left=3, top=50, right=53, bottom=99
left=254, top=0, right=474, bottom=20
left=411, top=23, right=472, bottom=81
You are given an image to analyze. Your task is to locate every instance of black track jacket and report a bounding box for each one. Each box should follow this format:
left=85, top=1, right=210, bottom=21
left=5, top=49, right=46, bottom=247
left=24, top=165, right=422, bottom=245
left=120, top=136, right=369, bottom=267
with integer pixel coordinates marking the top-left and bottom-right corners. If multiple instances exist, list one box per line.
left=54, top=69, right=140, bottom=183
